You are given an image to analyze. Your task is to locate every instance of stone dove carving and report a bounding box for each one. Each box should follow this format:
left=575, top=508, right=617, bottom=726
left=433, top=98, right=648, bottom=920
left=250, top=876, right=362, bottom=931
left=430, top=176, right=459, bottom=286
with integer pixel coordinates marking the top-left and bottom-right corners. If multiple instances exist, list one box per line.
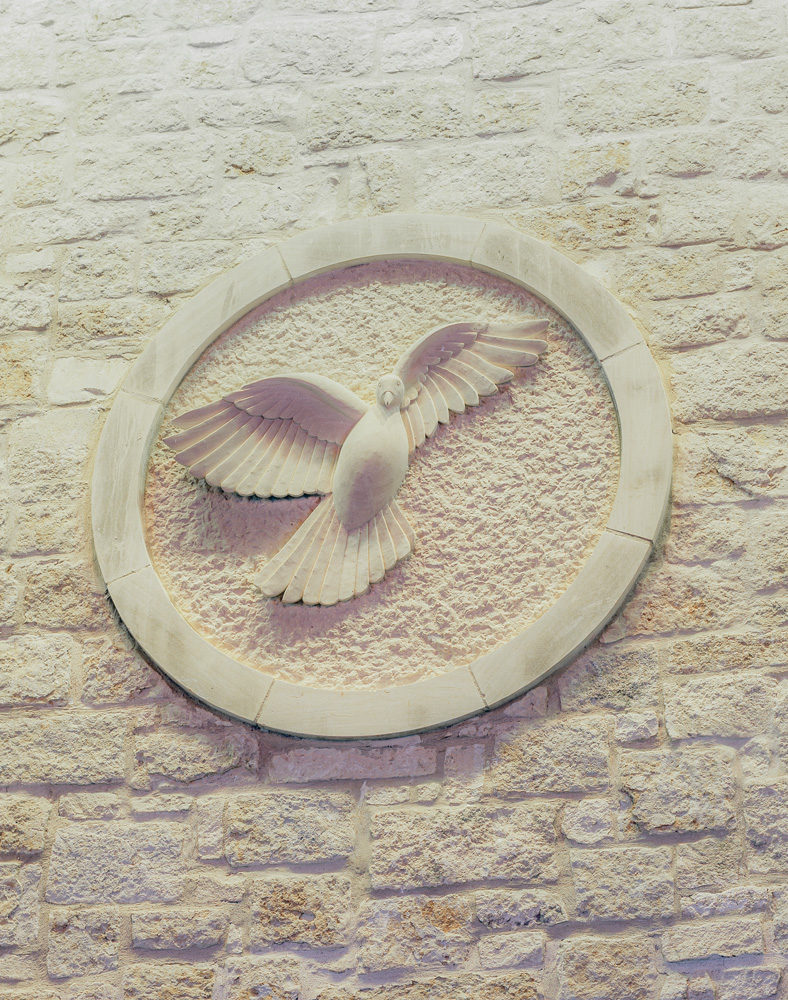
left=164, top=320, right=548, bottom=606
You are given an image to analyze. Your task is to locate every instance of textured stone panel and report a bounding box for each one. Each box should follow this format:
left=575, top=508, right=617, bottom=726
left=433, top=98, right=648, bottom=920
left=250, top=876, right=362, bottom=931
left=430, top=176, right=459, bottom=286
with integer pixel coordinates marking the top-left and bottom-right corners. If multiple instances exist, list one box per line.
left=475, top=889, right=568, bottom=930
left=558, top=934, right=657, bottom=1000
left=665, top=673, right=776, bottom=738
left=0, top=863, right=41, bottom=948
left=213, top=957, right=301, bottom=1000
left=744, top=778, right=788, bottom=873
left=489, top=717, right=610, bottom=794
left=675, top=837, right=744, bottom=891
left=558, top=645, right=659, bottom=711
left=570, top=846, right=674, bottom=920
left=224, top=791, right=356, bottom=866
left=0, top=795, right=51, bottom=854
left=356, top=894, right=473, bottom=973
left=661, top=917, right=764, bottom=962
left=350, top=972, right=541, bottom=1000
left=0, top=716, right=126, bottom=785
left=133, top=729, right=258, bottom=787
left=47, top=908, right=120, bottom=978
left=369, top=802, right=559, bottom=889
left=672, top=342, right=788, bottom=421
left=250, top=874, right=351, bottom=948
left=620, top=747, right=736, bottom=834
left=123, top=963, right=215, bottom=1000
left=478, top=931, right=545, bottom=970
left=0, top=632, right=72, bottom=708
left=46, top=823, right=186, bottom=903
left=268, top=745, right=437, bottom=782
left=132, top=908, right=228, bottom=949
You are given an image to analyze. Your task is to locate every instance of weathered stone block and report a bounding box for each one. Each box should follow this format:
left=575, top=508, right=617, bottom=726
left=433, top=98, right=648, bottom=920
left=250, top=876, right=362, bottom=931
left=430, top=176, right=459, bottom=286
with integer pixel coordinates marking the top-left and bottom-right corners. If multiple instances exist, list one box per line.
left=668, top=631, right=788, bottom=674
left=0, top=716, right=126, bottom=784
left=475, top=888, right=567, bottom=931
left=132, top=908, right=228, bottom=949
left=744, top=778, right=788, bottom=873
left=648, top=295, right=750, bottom=350
left=225, top=791, right=355, bottom=866
left=558, top=645, right=659, bottom=712
left=213, top=957, right=300, bottom=1000
left=75, top=135, right=215, bottom=200
left=489, top=716, right=609, bottom=794
left=615, top=713, right=659, bottom=743
left=676, top=6, right=782, bottom=59
left=46, top=822, right=185, bottom=903
left=665, top=673, right=776, bottom=738
left=356, top=894, right=473, bottom=973
left=0, top=795, right=51, bottom=854
left=82, top=635, right=163, bottom=705
left=307, top=82, right=464, bottom=150
left=562, top=799, right=614, bottom=845
left=571, top=846, right=674, bottom=920
left=48, top=908, right=120, bottom=978
left=560, top=140, right=633, bottom=201
left=0, top=863, right=41, bottom=948
left=369, top=802, right=558, bottom=889
left=716, top=966, right=781, bottom=1000
left=222, top=129, right=298, bottom=177
left=133, top=729, right=257, bottom=787
left=471, top=90, right=545, bottom=137
left=620, top=747, right=736, bottom=834
left=358, top=973, right=540, bottom=999
left=24, top=558, right=112, bottom=632
left=122, top=963, right=215, bottom=1000
left=242, top=21, right=373, bottom=83
left=478, top=931, right=545, bottom=970
left=60, top=242, right=137, bottom=301
left=558, top=934, right=657, bottom=1000
left=661, top=917, right=764, bottom=962
left=675, top=837, right=743, bottom=891
left=8, top=408, right=98, bottom=493
left=48, top=357, right=127, bottom=405
left=682, top=885, right=768, bottom=919
left=382, top=26, right=463, bottom=73
left=250, top=874, right=350, bottom=948
left=59, top=792, right=123, bottom=821
left=268, top=745, right=436, bottom=783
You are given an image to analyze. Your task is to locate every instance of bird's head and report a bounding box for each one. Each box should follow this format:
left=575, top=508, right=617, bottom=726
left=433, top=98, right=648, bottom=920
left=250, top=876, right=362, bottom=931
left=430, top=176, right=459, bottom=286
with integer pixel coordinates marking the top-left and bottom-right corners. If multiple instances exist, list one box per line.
left=376, top=373, right=405, bottom=411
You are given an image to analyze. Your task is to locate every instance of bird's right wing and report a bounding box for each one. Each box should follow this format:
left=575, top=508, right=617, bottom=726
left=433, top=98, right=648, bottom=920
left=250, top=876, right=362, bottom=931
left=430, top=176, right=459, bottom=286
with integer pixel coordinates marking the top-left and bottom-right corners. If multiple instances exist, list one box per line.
left=393, top=320, right=548, bottom=452
left=163, top=373, right=369, bottom=498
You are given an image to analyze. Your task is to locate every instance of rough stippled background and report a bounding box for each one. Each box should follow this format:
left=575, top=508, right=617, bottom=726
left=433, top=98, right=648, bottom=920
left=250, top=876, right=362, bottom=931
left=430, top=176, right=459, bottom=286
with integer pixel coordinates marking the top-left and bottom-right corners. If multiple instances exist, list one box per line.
left=1, top=0, right=788, bottom=997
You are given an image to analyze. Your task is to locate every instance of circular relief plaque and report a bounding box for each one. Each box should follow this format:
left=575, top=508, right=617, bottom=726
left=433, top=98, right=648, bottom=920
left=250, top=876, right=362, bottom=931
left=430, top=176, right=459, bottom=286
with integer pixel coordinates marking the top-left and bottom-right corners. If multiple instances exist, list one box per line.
left=92, top=215, right=672, bottom=739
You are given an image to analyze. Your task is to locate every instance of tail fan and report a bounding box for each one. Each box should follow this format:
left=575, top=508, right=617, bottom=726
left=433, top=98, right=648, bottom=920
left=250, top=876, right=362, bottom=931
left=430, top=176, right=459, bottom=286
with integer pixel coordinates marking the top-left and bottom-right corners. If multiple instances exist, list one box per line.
left=254, top=497, right=415, bottom=606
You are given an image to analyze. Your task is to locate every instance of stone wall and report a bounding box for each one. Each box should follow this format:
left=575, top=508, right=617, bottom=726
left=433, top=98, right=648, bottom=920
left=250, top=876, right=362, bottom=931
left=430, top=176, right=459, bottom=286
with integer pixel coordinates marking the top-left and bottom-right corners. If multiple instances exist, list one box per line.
left=2, top=0, right=788, bottom=998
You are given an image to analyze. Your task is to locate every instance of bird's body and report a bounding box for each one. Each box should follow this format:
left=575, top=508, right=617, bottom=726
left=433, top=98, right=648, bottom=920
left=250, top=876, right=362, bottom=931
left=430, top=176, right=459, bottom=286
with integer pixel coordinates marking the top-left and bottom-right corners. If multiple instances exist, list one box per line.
left=164, top=320, right=548, bottom=606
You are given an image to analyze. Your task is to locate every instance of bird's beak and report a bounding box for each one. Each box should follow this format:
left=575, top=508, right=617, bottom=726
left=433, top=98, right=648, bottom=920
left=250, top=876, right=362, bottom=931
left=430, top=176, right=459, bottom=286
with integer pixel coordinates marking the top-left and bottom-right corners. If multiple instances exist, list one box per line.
left=383, top=390, right=394, bottom=407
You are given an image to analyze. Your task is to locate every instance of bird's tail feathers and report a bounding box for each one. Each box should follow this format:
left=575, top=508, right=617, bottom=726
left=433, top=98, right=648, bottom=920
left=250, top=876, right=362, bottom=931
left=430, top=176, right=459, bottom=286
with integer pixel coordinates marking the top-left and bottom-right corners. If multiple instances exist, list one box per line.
left=254, top=497, right=414, bottom=606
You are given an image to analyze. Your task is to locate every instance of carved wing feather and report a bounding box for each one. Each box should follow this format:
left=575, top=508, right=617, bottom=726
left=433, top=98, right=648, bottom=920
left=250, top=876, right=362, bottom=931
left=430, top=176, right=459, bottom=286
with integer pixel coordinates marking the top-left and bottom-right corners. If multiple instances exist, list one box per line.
left=164, top=373, right=368, bottom=498
left=393, top=320, right=548, bottom=451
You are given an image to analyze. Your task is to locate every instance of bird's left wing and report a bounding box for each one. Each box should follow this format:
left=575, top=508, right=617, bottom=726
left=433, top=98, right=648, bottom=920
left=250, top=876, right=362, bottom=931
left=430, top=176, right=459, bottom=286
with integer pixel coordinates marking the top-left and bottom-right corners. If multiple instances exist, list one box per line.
left=393, top=320, right=548, bottom=452
left=163, top=373, right=369, bottom=498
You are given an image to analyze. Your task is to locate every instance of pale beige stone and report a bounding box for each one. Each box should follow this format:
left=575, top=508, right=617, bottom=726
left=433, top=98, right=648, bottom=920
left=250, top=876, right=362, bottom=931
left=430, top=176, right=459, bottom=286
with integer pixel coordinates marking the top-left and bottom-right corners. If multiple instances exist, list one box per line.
left=381, top=26, right=463, bottom=73
left=8, top=407, right=98, bottom=493
left=665, top=673, right=776, bottom=738
left=681, top=885, right=768, bottom=919
left=744, top=778, right=788, bottom=873
left=663, top=505, right=746, bottom=565
left=56, top=299, right=168, bottom=356
left=675, top=5, right=782, bottom=59
left=717, top=967, right=781, bottom=1000
left=122, top=963, right=215, bottom=1000
left=213, top=957, right=300, bottom=1000
left=47, top=908, right=120, bottom=978
left=0, top=795, right=51, bottom=854
left=0, top=716, right=125, bottom=784
left=571, top=846, right=674, bottom=920
left=132, top=908, right=228, bottom=949
left=615, top=712, right=659, bottom=743
left=0, top=863, right=41, bottom=948
left=620, top=747, right=736, bottom=834
left=558, top=934, right=657, bottom=1000
left=81, top=635, right=164, bottom=705
left=661, top=917, right=764, bottom=962
left=0, top=340, right=45, bottom=403
left=133, top=729, right=257, bottom=787
left=0, top=633, right=72, bottom=706
left=558, top=645, right=659, bottom=712
left=515, top=201, right=650, bottom=253
left=59, top=793, right=123, bottom=821
left=668, top=631, right=788, bottom=674
left=76, top=135, right=214, bottom=200
left=48, top=357, right=128, bottom=405
left=131, top=794, right=193, bottom=815
left=472, top=90, right=545, bottom=137
left=242, top=21, right=373, bottom=83
left=225, top=791, right=355, bottom=866
left=489, top=717, right=609, bottom=794
left=250, top=874, right=350, bottom=948
left=560, top=140, right=633, bottom=200
left=648, top=295, right=750, bottom=350
left=562, top=799, right=614, bottom=845
left=357, top=894, right=472, bottom=973
left=369, top=802, right=558, bottom=889
left=46, top=822, right=185, bottom=903
left=60, top=242, right=137, bottom=301
left=675, top=837, right=743, bottom=891
left=354, top=972, right=540, bottom=999
left=475, top=889, right=567, bottom=930
left=478, top=931, right=544, bottom=970
left=24, top=557, right=113, bottom=632
left=268, top=745, right=436, bottom=782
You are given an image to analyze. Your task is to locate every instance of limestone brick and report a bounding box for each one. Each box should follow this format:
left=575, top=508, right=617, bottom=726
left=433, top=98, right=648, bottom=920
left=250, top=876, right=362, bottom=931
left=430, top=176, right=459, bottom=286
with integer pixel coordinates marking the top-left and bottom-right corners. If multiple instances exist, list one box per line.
left=24, top=558, right=112, bottom=631
left=661, top=917, right=764, bottom=962
left=0, top=287, right=52, bottom=333
left=558, top=934, right=657, bottom=1000
left=478, top=931, right=545, bottom=970
left=475, top=889, right=568, bottom=930
left=224, top=791, right=356, bottom=866
left=212, top=957, right=301, bottom=1000
left=122, top=963, right=215, bottom=1000
left=571, top=846, right=674, bottom=921
left=383, top=27, right=464, bottom=73
left=0, top=795, right=51, bottom=854
left=675, top=837, right=744, bottom=891
left=744, top=778, right=788, bottom=874
left=48, top=357, right=128, bottom=405
left=665, top=673, right=776, bottom=739
left=47, top=908, right=120, bottom=978
left=131, top=908, right=228, bottom=949
left=249, top=874, right=351, bottom=948
left=471, top=89, right=545, bottom=137
left=268, top=745, right=436, bottom=782
left=0, top=633, right=73, bottom=706
left=717, top=967, right=781, bottom=1000
left=242, top=20, right=373, bottom=83
left=369, top=802, right=559, bottom=889
left=133, top=728, right=258, bottom=787
left=356, top=894, right=473, bottom=973
left=615, top=712, right=659, bottom=743
left=0, top=863, right=41, bottom=948
left=222, top=129, right=298, bottom=177
left=59, top=793, right=124, bottom=821
left=81, top=636, right=165, bottom=705
left=0, top=715, right=126, bottom=784
left=675, top=6, right=783, bottom=60
left=355, top=973, right=540, bottom=1000
left=558, top=644, right=659, bottom=712
left=681, top=885, right=768, bottom=919
left=46, top=822, right=186, bottom=903
left=620, top=747, right=736, bottom=834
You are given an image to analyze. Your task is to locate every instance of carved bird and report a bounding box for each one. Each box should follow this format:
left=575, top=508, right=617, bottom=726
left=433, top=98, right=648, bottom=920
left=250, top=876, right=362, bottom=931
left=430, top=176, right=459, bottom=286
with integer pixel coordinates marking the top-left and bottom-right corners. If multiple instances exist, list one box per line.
left=164, top=320, right=548, bottom=606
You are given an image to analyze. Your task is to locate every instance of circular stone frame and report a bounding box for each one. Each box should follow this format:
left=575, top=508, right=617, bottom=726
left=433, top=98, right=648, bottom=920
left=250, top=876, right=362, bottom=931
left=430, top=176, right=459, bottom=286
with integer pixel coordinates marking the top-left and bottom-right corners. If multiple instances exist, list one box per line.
left=92, top=214, right=672, bottom=740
